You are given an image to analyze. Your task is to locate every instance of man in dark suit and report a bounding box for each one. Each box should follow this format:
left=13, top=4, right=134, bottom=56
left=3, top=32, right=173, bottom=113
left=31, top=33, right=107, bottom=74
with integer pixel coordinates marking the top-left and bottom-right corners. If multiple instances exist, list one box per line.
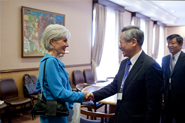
left=86, top=25, right=163, bottom=123
left=161, top=34, right=185, bottom=123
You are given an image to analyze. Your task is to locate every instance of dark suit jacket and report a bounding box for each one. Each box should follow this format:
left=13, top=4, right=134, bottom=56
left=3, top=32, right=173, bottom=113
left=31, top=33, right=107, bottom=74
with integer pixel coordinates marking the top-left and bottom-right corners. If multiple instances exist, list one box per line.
left=93, top=51, right=163, bottom=123
left=162, top=51, right=185, bottom=111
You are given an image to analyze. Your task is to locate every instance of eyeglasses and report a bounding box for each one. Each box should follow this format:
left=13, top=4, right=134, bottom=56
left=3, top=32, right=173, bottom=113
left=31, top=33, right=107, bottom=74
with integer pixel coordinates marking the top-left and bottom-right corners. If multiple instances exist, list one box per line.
left=167, top=42, right=178, bottom=45
left=119, top=41, right=122, bottom=45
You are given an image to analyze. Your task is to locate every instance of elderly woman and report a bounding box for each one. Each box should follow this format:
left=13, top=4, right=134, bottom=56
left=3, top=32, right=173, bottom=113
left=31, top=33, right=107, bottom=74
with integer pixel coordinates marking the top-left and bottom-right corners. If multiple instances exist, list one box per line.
left=36, top=24, right=87, bottom=123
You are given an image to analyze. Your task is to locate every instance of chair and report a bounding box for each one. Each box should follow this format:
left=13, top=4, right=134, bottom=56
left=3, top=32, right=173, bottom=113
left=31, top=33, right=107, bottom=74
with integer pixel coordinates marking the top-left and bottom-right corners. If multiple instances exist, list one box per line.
left=0, top=103, right=8, bottom=111
left=106, top=77, right=114, bottom=82
left=83, top=69, right=107, bottom=84
left=76, top=83, right=90, bottom=92
left=73, top=70, right=106, bottom=114
left=0, top=103, right=10, bottom=123
left=80, top=105, right=115, bottom=123
left=83, top=69, right=95, bottom=84
left=23, top=74, right=39, bottom=105
left=73, top=70, right=94, bottom=91
left=23, top=75, right=39, bottom=120
left=82, top=100, right=107, bottom=114
left=73, top=70, right=107, bottom=112
left=69, top=77, right=77, bottom=92
left=95, top=80, right=107, bottom=83
left=73, top=70, right=86, bottom=85
left=73, top=69, right=107, bottom=112
left=73, top=70, right=93, bottom=92
left=0, top=78, right=32, bottom=121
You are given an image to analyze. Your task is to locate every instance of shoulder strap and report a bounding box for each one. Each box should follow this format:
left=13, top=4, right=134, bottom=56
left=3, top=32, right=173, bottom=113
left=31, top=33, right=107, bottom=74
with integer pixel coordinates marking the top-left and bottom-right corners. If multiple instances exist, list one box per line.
left=42, top=59, right=47, bottom=94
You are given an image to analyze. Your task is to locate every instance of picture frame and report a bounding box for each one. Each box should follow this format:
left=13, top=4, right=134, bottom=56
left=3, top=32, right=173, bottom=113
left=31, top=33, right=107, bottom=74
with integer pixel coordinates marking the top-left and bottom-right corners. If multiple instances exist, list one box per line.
left=21, top=6, right=65, bottom=57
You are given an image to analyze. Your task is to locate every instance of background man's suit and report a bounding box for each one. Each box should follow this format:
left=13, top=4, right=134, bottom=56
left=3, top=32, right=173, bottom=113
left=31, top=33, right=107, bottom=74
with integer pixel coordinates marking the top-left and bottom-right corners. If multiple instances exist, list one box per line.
left=93, top=51, right=163, bottom=123
left=162, top=51, right=185, bottom=122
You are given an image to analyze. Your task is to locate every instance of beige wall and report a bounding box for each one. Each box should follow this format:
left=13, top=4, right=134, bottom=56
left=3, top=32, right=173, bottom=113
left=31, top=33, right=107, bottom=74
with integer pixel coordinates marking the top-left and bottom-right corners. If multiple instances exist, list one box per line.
left=1, top=0, right=92, bottom=71
left=0, top=0, right=92, bottom=99
left=167, top=26, right=185, bottom=36
left=164, top=27, right=169, bottom=56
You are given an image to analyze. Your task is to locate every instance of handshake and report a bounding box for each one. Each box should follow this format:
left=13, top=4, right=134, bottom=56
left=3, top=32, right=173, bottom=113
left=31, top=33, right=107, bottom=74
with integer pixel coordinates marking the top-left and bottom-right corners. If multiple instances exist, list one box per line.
left=83, top=92, right=94, bottom=102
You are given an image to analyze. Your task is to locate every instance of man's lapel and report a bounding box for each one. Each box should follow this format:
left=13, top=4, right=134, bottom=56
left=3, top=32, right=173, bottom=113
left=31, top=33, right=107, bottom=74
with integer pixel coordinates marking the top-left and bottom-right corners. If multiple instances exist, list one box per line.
left=165, top=55, right=171, bottom=77
left=171, top=51, right=185, bottom=76
left=122, top=51, right=145, bottom=93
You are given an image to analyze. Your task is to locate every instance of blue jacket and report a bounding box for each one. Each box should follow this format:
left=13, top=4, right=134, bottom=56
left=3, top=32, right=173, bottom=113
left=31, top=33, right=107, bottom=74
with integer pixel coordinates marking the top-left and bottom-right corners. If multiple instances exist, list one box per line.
left=36, top=54, right=84, bottom=123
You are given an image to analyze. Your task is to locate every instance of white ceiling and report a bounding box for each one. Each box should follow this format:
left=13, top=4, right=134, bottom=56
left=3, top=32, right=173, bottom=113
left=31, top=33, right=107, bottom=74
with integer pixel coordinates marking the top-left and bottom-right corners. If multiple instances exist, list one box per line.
left=109, top=0, right=185, bottom=26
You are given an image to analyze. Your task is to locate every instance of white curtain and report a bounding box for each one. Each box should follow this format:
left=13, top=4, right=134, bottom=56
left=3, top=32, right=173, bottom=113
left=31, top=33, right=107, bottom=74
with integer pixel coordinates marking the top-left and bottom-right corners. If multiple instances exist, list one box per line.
left=92, top=3, right=107, bottom=80
left=152, top=24, right=160, bottom=60
left=131, top=16, right=140, bottom=26
left=96, top=7, right=119, bottom=80
left=145, top=20, right=150, bottom=54
left=115, top=10, right=124, bottom=64
left=147, top=21, right=153, bottom=57
left=156, top=26, right=165, bottom=66
left=140, top=18, right=148, bottom=54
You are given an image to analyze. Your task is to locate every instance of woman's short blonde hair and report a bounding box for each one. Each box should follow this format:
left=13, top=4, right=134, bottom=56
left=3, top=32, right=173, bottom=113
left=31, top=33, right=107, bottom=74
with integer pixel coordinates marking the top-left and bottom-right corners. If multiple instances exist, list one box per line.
left=42, top=24, right=71, bottom=50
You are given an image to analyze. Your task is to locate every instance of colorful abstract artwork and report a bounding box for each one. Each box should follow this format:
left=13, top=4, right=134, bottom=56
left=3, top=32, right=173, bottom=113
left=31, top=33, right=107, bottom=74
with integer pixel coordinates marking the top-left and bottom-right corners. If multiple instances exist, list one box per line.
left=21, top=6, right=65, bottom=57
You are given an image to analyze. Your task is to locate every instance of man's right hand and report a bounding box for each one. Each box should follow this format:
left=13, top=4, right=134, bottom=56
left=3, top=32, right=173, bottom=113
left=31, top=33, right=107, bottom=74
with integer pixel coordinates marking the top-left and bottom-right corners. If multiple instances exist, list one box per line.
left=86, top=92, right=94, bottom=101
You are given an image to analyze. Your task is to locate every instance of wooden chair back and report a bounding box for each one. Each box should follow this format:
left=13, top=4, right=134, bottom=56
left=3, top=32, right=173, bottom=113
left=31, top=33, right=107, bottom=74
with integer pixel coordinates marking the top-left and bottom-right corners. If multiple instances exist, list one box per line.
left=80, top=105, right=114, bottom=123
left=83, top=69, right=95, bottom=84
left=73, top=70, right=85, bottom=85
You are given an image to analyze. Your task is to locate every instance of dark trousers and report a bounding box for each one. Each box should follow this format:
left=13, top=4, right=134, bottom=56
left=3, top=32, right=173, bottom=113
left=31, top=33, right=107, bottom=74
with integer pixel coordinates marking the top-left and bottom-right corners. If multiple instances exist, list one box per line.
left=0, top=114, right=1, bottom=123
left=162, top=90, right=185, bottom=123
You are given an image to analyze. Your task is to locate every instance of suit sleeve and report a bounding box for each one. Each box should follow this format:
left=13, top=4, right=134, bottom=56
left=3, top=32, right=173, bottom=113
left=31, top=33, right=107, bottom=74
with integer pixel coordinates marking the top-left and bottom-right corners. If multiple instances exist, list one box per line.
left=145, top=62, right=163, bottom=123
left=161, top=57, right=165, bottom=73
left=46, top=58, right=85, bottom=103
left=92, top=60, right=126, bottom=102
left=93, top=74, right=118, bottom=102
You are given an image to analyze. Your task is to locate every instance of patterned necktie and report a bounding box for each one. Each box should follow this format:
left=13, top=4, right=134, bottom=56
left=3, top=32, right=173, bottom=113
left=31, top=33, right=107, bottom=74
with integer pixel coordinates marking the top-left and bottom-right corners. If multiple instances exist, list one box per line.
left=169, top=56, right=175, bottom=90
left=170, top=56, right=175, bottom=72
left=121, top=59, right=132, bottom=92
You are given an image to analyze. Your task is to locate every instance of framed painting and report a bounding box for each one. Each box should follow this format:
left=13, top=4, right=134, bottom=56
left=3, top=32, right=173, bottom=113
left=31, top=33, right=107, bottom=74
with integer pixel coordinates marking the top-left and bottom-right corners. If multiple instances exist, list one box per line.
left=21, top=6, right=65, bottom=57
